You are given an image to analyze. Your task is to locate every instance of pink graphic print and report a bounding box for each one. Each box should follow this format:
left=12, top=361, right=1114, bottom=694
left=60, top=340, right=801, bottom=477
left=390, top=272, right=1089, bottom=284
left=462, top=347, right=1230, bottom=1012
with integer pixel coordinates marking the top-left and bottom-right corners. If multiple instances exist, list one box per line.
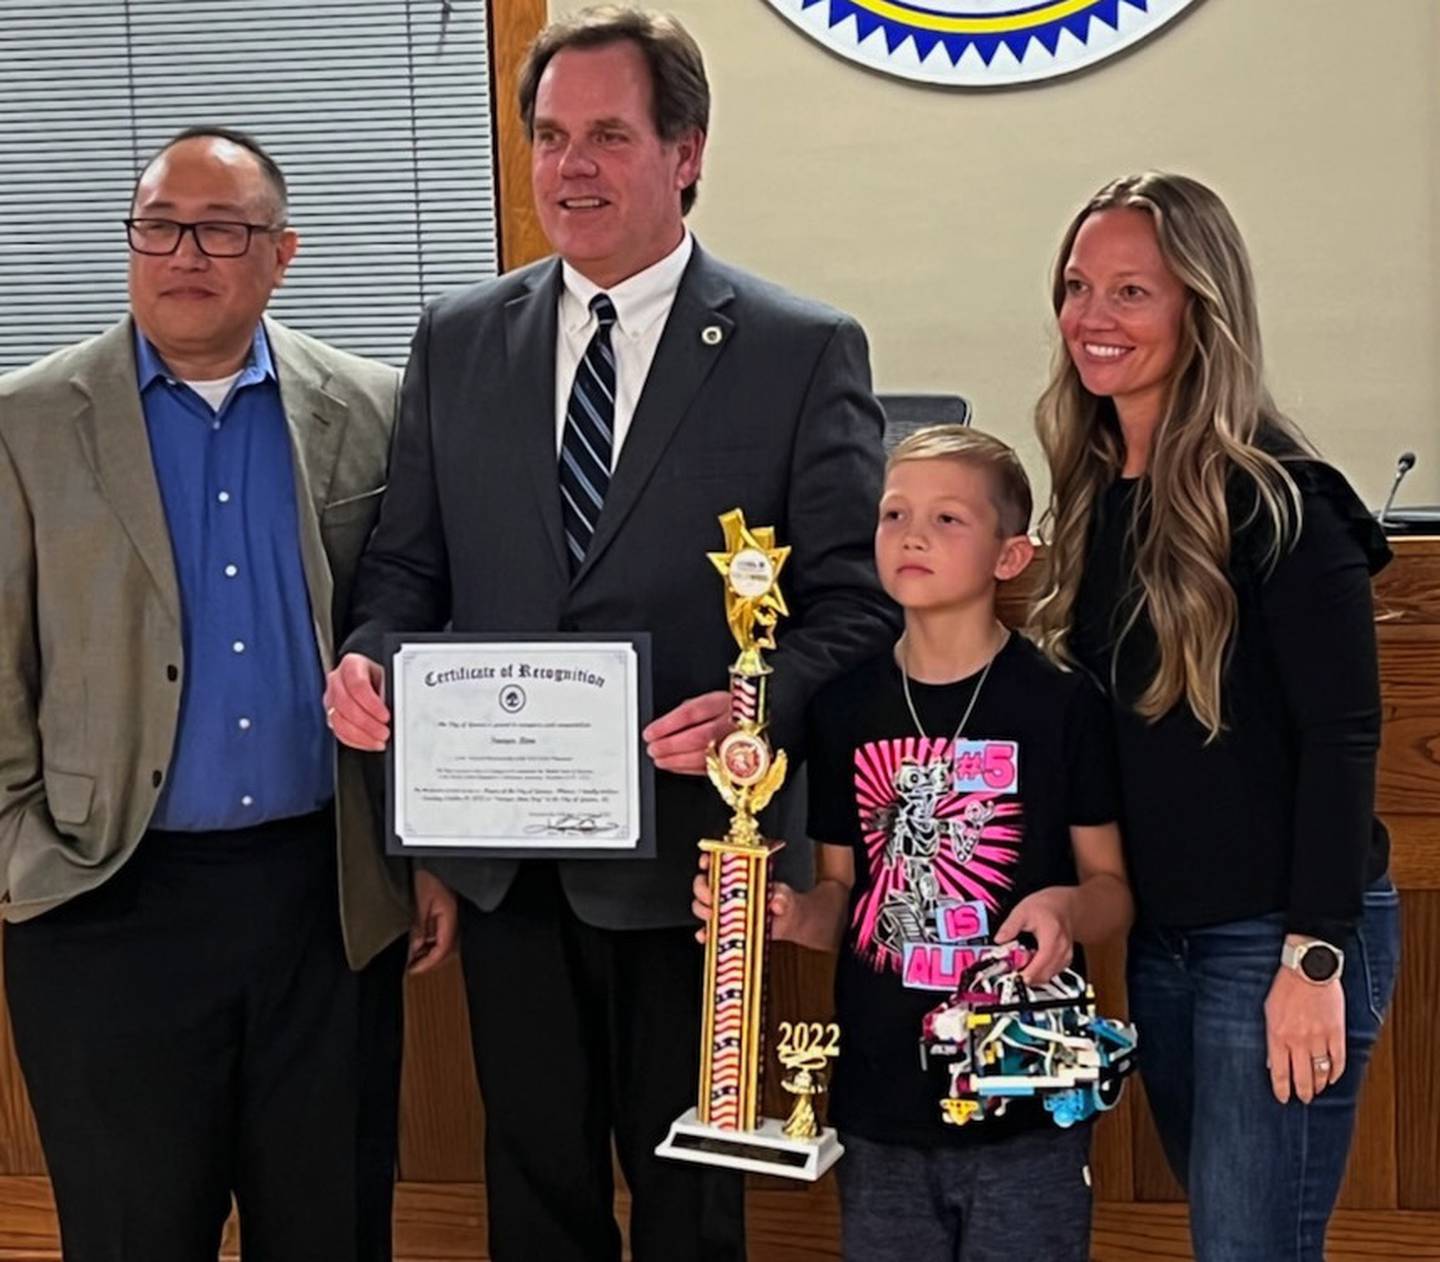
left=851, top=737, right=1022, bottom=973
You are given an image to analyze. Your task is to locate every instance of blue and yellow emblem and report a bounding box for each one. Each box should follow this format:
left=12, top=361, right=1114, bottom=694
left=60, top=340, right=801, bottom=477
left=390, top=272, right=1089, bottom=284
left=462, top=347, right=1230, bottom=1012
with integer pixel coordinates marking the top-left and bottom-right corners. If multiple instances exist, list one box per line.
left=761, top=0, right=1203, bottom=86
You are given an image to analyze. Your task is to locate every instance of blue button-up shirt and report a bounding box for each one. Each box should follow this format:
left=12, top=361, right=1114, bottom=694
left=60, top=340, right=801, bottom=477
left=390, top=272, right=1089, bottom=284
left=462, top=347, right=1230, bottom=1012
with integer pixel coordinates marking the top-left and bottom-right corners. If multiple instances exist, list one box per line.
left=136, top=325, right=332, bottom=831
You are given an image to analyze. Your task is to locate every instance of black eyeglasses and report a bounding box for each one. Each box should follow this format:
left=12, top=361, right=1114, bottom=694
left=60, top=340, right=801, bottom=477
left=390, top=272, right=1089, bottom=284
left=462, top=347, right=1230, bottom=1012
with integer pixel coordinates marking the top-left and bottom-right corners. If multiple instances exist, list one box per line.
left=123, top=218, right=285, bottom=258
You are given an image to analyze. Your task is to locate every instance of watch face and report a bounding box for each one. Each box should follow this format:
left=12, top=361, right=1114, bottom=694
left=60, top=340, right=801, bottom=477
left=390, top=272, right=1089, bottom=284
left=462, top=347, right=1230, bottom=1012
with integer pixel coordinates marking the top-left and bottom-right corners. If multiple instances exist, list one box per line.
left=1300, top=944, right=1340, bottom=982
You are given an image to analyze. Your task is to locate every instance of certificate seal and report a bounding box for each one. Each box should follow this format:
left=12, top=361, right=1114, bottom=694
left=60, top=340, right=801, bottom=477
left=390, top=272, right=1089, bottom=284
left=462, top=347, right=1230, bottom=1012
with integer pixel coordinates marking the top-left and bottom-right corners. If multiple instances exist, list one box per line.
left=761, top=0, right=1203, bottom=88
left=719, top=730, right=772, bottom=787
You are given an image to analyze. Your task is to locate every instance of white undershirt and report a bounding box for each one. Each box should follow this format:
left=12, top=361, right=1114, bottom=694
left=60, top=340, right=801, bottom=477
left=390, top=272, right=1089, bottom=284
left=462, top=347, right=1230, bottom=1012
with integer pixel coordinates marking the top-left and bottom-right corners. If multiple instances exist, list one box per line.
left=183, top=370, right=243, bottom=412
left=554, top=231, right=694, bottom=459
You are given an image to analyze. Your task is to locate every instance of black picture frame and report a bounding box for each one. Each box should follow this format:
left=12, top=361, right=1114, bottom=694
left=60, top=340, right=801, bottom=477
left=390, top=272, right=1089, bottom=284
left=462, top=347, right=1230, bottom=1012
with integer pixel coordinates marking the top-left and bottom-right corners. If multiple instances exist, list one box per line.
left=384, top=631, right=656, bottom=861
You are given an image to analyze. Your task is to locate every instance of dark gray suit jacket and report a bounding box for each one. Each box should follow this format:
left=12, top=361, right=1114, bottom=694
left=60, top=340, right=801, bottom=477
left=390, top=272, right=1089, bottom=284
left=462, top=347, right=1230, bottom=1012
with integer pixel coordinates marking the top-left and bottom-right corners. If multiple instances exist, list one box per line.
left=346, top=243, right=899, bottom=929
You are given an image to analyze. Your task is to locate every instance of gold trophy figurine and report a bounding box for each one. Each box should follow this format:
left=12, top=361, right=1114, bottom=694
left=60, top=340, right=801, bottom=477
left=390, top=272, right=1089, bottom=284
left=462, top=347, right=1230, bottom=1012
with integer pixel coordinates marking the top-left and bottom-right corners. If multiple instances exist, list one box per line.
left=778, top=1021, right=842, bottom=1139
left=655, top=510, right=844, bottom=1181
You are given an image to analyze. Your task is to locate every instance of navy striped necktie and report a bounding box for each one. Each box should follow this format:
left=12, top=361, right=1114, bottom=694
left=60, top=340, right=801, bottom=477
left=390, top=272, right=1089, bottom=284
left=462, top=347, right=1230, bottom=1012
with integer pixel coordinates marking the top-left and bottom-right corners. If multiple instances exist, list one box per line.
left=559, top=292, right=618, bottom=574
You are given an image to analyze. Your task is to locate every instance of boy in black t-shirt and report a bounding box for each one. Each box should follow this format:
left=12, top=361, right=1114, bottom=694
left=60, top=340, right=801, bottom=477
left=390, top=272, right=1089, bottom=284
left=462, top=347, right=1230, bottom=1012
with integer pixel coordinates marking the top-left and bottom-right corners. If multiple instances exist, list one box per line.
left=695, top=427, right=1133, bottom=1262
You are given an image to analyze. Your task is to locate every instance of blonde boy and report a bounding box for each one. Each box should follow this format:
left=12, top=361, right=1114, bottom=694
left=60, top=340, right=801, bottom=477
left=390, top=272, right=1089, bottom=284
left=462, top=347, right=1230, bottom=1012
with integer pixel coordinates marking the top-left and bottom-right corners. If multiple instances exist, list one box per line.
left=696, top=426, right=1133, bottom=1262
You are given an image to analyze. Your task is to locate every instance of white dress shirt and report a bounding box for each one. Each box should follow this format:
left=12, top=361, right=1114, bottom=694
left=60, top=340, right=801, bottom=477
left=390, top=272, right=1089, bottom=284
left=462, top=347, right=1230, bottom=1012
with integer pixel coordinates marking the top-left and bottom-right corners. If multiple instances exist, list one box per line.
left=555, top=231, right=694, bottom=459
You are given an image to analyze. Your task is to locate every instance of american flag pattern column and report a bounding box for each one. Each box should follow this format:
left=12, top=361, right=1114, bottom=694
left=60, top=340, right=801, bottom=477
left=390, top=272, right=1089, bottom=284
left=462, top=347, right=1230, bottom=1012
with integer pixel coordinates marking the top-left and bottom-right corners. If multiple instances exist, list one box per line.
left=698, top=840, right=774, bottom=1130
left=729, top=673, right=764, bottom=727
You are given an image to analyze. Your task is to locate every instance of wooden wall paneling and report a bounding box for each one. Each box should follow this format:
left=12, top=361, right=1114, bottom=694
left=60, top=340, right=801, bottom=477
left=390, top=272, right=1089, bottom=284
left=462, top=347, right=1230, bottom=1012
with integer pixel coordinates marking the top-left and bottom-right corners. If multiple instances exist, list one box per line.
left=1130, top=1074, right=1185, bottom=1202
left=1387, top=815, right=1440, bottom=890
left=0, top=1175, right=58, bottom=1259
left=1378, top=551, right=1440, bottom=1214
left=1318, top=1207, right=1440, bottom=1260
left=1091, top=1200, right=1196, bottom=1262
left=1086, top=937, right=1135, bottom=1203
left=743, top=1178, right=843, bottom=1261
left=1335, top=1018, right=1398, bottom=1209
left=0, top=936, right=44, bottom=1176
left=398, top=960, right=486, bottom=1182
left=357, top=1183, right=851, bottom=1262
left=1372, top=538, right=1440, bottom=624
left=1377, top=743, right=1440, bottom=823
left=491, top=0, right=551, bottom=271
left=1090, top=1073, right=1137, bottom=1205
left=390, top=1181, right=487, bottom=1259
left=1396, top=890, right=1440, bottom=1209
left=1375, top=624, right=1440, bottom=817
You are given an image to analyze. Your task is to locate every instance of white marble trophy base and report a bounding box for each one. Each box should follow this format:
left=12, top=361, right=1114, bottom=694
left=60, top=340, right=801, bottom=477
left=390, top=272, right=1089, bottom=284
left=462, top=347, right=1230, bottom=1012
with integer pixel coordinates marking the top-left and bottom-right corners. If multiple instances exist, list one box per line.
left=655, top=1107, right=844, bottom=1181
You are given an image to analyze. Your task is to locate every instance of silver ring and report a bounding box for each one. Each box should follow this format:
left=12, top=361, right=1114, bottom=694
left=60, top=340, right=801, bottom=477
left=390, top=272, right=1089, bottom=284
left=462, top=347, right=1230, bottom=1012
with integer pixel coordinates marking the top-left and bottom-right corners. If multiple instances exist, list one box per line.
left=1312, top=1055, right=1332, bottom=1073
left=325, top=706, right=336, bottom=722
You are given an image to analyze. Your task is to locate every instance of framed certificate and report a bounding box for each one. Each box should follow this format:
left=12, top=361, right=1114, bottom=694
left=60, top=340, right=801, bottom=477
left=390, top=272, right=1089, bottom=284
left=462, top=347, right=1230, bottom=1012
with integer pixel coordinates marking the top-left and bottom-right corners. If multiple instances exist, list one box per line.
left=384, top=633, right=656, bottom=859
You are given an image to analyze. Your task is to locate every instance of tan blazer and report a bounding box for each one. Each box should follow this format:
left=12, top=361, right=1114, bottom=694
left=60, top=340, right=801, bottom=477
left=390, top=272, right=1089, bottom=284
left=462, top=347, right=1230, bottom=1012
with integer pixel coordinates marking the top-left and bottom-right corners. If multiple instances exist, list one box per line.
left=0, top=316, right=410, bottom=968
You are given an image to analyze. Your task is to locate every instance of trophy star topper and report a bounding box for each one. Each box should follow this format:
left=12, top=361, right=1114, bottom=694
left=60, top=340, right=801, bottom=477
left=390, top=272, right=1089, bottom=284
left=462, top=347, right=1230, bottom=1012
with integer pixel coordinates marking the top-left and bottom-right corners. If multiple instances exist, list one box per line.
left=708, top=509, right=791, bottom=674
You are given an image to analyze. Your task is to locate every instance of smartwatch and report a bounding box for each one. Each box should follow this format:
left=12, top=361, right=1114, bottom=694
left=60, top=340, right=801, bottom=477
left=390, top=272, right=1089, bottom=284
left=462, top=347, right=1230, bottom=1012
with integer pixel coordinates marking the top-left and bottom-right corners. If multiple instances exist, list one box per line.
left=1281, top=939, right=1345, bottom=984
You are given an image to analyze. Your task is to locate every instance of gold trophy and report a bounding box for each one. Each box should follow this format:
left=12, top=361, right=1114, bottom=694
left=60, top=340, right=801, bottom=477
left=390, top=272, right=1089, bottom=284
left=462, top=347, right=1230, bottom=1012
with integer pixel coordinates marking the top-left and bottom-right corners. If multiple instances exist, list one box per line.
left=655, top=510, right=843, bottom=1180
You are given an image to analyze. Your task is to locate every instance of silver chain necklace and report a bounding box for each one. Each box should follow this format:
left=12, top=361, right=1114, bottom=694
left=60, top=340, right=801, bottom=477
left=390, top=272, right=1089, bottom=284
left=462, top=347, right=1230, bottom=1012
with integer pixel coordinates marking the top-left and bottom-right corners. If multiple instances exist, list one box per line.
left=898, top=627, right=1009, bottom=746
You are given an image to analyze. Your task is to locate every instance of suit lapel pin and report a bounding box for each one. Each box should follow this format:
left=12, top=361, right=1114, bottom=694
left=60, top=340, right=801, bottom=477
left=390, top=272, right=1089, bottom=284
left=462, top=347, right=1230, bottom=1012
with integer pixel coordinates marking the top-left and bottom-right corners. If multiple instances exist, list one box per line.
left=701, top=324, right=724, bottom=347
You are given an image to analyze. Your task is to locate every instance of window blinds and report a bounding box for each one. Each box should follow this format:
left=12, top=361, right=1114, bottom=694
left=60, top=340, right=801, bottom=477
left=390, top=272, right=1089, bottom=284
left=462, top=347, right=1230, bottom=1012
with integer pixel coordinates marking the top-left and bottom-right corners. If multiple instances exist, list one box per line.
left=0, top=0, right=499, bottom=371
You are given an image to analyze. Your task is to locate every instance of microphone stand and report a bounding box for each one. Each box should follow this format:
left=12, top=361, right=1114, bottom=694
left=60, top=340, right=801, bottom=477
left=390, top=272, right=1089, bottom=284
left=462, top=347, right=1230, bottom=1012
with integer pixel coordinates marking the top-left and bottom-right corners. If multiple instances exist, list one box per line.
left=1378, top=452, right=1417, bottom=529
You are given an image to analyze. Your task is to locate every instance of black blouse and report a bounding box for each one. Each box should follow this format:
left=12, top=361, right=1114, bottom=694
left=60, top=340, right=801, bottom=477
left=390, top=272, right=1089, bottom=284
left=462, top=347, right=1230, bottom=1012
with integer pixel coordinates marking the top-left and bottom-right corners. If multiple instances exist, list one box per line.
left=1068, top=457, right=1391, bottom=941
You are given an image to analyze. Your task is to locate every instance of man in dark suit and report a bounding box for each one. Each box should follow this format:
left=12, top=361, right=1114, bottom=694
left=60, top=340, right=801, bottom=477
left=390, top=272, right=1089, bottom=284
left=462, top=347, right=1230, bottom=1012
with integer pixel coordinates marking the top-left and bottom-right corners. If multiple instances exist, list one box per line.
left=325, top=8, right=898, bottom=1260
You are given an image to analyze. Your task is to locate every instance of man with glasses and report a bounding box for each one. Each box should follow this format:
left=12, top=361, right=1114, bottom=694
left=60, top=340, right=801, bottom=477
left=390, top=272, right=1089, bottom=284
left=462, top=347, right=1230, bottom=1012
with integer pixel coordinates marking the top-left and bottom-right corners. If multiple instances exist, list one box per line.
left=0, top=126, right=445, bottom=1261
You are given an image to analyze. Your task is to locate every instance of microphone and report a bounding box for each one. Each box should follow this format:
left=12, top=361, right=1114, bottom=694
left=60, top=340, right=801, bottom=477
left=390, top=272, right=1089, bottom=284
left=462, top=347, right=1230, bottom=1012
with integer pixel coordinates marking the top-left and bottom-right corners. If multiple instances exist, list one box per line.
left=1378, top=451, right=1417, bottom=527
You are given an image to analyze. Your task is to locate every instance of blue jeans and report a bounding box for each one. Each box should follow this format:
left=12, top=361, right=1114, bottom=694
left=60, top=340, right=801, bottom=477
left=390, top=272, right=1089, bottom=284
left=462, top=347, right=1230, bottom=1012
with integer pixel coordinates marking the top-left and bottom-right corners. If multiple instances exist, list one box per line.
left=1127, top=877, right=1400, bottom=1262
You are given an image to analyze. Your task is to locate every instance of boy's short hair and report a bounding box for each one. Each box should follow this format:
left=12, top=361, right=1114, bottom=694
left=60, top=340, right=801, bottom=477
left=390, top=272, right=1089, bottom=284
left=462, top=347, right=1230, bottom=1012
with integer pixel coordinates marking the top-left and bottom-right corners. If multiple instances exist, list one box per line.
left=886, top=425, right=1033, bottom=537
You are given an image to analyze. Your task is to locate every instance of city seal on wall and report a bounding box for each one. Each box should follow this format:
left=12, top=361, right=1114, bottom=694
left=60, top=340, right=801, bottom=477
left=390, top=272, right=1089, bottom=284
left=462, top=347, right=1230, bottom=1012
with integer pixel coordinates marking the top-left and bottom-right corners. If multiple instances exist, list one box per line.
left=761, top=0, right=1203, bottom=87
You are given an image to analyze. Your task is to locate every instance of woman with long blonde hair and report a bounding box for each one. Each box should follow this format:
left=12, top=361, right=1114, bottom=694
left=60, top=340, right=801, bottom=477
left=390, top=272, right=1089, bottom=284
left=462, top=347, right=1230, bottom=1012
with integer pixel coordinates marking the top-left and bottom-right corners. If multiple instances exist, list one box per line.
left=1034, top=172, right=1398, bottom=1261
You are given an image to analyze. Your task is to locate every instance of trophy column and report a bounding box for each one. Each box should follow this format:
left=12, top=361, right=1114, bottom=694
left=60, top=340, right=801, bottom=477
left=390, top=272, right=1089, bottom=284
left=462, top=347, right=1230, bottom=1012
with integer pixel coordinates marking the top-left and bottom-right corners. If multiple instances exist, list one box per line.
left=656, top=510, right=842, bottom=1180
left=697, top=837, right=773, bottom=1130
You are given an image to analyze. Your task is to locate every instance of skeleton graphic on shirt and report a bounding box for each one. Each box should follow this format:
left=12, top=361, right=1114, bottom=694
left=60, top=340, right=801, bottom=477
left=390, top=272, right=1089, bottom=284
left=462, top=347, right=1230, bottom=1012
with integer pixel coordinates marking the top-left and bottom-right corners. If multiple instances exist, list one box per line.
left=851, top=738, right=1022, bottom=973
left=874, top=759, right=994, bottom=957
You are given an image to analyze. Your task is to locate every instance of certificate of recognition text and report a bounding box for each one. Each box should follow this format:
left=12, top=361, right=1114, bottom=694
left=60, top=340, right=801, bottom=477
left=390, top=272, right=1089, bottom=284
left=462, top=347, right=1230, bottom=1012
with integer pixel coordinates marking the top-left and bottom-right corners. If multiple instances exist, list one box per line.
left=388, top=637, right=652, bottom=857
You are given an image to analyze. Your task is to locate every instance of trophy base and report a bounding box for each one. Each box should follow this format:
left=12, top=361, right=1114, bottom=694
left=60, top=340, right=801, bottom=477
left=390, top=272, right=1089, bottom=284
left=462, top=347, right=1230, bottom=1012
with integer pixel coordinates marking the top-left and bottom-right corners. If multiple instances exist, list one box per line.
left=655, top=1107, right=843, bottom=1181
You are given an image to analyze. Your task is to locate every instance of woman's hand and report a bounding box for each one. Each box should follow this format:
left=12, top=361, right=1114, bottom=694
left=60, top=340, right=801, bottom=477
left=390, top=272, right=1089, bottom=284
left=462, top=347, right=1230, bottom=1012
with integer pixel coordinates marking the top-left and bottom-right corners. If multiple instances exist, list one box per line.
left=994, top=887, right=1077, bottom=984
left=1264, top=957, right=1346, bottom=1104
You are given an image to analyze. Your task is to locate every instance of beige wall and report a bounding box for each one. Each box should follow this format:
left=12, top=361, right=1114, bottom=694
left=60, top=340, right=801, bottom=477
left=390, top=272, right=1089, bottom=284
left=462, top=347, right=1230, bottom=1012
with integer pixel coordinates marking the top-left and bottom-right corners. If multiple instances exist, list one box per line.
left=551, top=0, right=1440, bottom=509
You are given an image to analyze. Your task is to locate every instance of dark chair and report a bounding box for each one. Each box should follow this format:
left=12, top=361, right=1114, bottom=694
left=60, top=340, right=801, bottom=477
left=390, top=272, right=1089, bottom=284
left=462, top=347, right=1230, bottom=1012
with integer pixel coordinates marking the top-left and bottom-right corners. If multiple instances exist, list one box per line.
left=878, top=393, right=972, bottom=450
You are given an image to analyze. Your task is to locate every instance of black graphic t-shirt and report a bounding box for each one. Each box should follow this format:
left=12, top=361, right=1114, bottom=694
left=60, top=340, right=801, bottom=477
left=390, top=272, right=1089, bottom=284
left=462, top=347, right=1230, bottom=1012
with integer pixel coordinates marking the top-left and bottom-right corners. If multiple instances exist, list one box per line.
left=806, top=634, right=1120, bottom=1147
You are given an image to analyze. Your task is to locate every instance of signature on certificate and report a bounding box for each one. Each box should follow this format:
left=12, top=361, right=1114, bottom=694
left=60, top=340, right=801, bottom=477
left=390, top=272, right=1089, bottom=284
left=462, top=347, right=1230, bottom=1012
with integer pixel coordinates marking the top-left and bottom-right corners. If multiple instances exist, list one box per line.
left=525, top=812, right=620, bottom=836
